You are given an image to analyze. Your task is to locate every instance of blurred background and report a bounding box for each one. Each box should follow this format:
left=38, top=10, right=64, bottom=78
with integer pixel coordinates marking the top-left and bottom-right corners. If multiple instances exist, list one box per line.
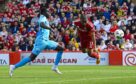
left=0, top=0, right=135, bottom=52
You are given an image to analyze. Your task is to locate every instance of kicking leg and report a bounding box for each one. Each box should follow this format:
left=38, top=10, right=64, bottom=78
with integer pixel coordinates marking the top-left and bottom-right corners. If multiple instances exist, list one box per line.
left=9, top=39, right=47, bottom=77
left=9, top=53, right=37, bottom=77
left=15, top=53, right=37, bottom=68
left=87, top=49, right=100, bottom=64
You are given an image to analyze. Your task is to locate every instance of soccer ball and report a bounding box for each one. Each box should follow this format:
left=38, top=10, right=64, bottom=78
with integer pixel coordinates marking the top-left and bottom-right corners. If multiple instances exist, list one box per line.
left=114, top=29, right=124, bottom=38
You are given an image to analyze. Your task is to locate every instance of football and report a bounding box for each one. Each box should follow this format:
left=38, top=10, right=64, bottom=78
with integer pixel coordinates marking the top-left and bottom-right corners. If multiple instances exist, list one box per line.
left=114, top=29, right=124, bottom=38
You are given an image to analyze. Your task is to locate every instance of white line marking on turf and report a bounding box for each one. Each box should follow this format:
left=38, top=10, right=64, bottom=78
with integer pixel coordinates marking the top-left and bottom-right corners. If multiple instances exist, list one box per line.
left=27, top=76, right=136, bottom=84
left=62, top=70, right=136, bottom=73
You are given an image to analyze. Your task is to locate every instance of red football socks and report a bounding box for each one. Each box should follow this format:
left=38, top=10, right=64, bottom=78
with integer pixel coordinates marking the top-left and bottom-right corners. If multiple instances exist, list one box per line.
left=90, top=52, right=100, bottom=59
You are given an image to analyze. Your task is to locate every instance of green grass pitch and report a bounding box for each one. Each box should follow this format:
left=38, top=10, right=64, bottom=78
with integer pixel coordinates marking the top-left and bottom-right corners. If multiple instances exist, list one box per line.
left=0, top=66, right=136, bottom=84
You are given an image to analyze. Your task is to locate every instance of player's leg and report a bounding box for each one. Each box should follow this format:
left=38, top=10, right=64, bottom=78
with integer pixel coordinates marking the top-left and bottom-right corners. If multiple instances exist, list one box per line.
left=80, top=40, right=88, bottom=53
left=47, top=40, right=64, bottom=74
left=54, top=45, right=64, bottom=67
left=87, top=49, right=99, bottom=58
left=95, top=49, right=101, bottom=64
left=87, top=49, right=100, bottom=64
left=9, top=53, right=38, bottom=77
left=15, top=53, right=37, bottom=69
left=87, top=41, right=100, bottom=64
left=9, top=40, right=46, bottom=77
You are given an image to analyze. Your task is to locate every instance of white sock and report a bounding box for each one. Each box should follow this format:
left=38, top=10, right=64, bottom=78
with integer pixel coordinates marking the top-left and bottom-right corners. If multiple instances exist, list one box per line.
left=52, top=65, right=58, bottom=69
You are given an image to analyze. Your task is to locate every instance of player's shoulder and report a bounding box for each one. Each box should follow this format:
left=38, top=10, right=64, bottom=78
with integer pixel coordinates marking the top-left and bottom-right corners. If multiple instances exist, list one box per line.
left=39, top=15, right=47, bottom=21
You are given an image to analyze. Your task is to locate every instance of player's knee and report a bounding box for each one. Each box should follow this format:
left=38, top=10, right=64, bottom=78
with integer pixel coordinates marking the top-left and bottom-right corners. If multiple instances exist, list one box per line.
left=30, top=54, right=37, bottom=61
left=56, top=45, right=64, bottom=52
left=59, top=46, right=64, bottom=51
left=87, top=52, right=91, bottom=56
left=87, top=52, right=94, bottom=58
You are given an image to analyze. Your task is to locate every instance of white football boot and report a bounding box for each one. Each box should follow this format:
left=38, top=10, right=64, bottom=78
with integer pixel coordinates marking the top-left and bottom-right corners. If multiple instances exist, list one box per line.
left=52, top=66, right=62, bottom=74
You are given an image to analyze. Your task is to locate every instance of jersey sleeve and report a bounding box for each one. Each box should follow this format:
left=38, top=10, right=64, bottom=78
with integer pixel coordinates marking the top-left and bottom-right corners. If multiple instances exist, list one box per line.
left=74, top=18, right=80, bottom=27
left=40, top=16, right=47, bottom=23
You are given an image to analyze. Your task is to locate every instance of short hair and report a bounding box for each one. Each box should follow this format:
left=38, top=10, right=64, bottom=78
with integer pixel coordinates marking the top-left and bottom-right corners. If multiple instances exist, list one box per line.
left=40, top=7, right=50, bottom=18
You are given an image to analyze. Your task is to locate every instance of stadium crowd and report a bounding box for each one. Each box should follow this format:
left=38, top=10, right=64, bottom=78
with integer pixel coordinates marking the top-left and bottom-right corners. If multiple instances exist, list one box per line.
left=0, top=0, right=135, bottom=52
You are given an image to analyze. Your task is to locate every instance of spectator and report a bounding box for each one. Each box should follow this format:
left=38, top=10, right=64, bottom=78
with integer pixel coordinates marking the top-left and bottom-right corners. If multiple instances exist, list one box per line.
left=99, top=40, right=107, bottom=50
left=14, top=31, right=23, bottom=44
left=124, top=39, right=133, bottom=50
left=27, top=28, right=36, bottom=37
left=52, top=15, right=61, bottom=26
left=27, top=40, right=33, bottom=51
left=61, top=17, right=70, bottom=28
left=2, top=13, right=9, bottom=23
left=1, top=46, right=8, bottom=52
left=101, top=31, right=108, bottom=41
left=18, top=37, right=27, bottom=51
left=52, top=27, right=60, bottom=41
left=106, top=40, right=116, bottom=50
left=71, top=37, right=79, bottom=51
left=31, top=12, right=39, bottom=25
left=133, top=43, right=136, bottom=50
left=19, top=23, right=25, bottom=34
left=0, top=27, right=8, bottom=37
left=104, top=20, right=111, bottom=33
left=124, top=29, right=131, bottom=40
left=130, top=34, right=136, bottom=45
left=95, top=19, right=105, bottom=31
left=21, top=27, right=28, bottom=37
left=67, top=41, right=74, bottom=51
left=93, top=16, right=99, bottom=27
left=62, top=30, right=70, bottom=48
left=129, top=25, right=136, bottom=34
left=0, top=36, right=4, bottom=50
left=0, top=23, right=3, bottom=32
left=10, top=21, right=19, bottom=34
left=12, top=44, right=21, bottom=52
left=109, top=21, right=118, bottom=33
left=103, top=8, right=110, bottom=20
left=127, top=20, right=132, bottom=29
left=23, top=0, right=30, bottom=5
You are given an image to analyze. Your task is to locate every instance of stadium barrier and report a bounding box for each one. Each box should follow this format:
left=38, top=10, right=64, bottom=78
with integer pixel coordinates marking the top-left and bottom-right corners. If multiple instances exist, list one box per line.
left=21, top=52, right=109, bottom=65
left=109, top=50, right=122, bottom=65
left=9, top=52, right=21, bottom=65
left=122, top=51, right=136, bottom=66
left=0, top=51, right=136, bottom=66
left=0, top=53, right=9, bottom=65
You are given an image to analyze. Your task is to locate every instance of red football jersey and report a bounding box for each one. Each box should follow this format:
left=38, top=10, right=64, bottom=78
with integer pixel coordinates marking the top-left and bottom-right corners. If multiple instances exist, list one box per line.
left=74, top=18, right=95, bottom=49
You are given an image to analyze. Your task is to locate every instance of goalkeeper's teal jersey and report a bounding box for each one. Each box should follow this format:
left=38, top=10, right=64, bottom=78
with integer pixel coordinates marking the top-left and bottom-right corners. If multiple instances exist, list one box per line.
left=32, top=15, right=58, bottom=55
left=36, top=14, right=50, bottom=41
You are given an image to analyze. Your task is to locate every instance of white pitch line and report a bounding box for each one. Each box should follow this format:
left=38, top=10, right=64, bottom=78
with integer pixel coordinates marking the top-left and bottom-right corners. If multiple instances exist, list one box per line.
left=62, top=70, right=136, bottom=73
left=27, top=76, right=136, bottom=84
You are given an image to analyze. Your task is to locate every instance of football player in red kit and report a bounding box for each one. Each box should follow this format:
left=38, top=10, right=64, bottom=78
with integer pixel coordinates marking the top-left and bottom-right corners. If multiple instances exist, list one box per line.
left=74, top=14, right=100, bottom=64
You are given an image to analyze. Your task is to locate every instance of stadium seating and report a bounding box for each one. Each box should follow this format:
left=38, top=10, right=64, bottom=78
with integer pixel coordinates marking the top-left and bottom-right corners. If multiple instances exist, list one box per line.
left=0, top=0, right=135, bottom=51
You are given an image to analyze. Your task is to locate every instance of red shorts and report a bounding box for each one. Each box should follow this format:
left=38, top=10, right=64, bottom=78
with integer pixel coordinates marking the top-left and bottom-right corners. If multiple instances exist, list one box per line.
left=79, top=34, right=94, bottom=49
left=80, top=39, right=94, bottom=49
